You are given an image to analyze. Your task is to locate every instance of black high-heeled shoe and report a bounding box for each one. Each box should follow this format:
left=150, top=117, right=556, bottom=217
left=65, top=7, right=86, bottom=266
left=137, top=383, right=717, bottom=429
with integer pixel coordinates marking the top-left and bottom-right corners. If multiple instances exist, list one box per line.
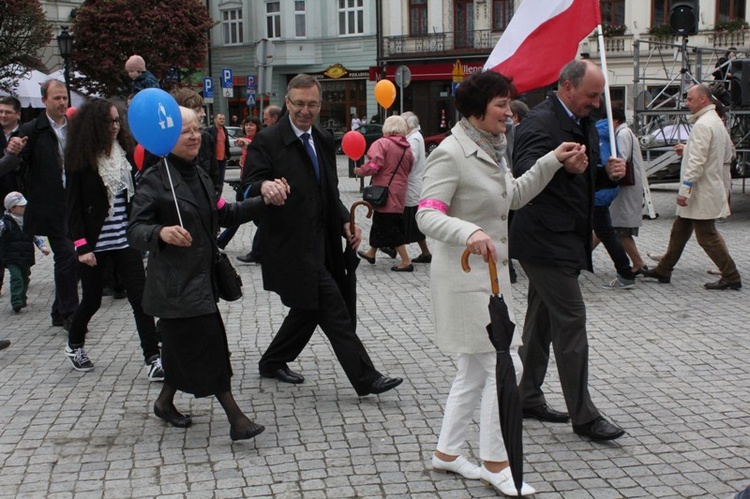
left=154, top=403, right=192, bottom=428
left=230, top=421, right=265, bottom=441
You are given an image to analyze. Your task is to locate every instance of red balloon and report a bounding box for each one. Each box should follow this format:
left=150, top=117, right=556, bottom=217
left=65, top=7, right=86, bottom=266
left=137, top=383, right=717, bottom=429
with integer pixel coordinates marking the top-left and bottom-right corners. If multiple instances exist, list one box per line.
left=65, top=107, right=78, bottom=121
left=341, top=131, right=366, bottom=161
left=134, top=144, right=145, bottom=171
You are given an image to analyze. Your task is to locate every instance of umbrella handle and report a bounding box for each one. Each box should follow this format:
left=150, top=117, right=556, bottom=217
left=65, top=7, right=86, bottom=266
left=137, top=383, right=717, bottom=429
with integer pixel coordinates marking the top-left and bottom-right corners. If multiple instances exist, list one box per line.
left=349, top=200, right=373, bottom=228
left=461, top=248, right=500, bottom=295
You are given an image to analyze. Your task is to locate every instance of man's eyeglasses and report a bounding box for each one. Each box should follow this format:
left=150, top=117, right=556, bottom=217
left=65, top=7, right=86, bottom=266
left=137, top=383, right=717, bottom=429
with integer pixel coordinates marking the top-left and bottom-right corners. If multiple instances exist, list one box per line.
left=287, top=100, right=321, bottom=110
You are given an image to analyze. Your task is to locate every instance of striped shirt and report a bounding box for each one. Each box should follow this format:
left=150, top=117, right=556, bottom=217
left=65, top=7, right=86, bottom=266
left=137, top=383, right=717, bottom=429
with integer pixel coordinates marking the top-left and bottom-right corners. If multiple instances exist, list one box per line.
left=94, top=191, right=129, bottom=252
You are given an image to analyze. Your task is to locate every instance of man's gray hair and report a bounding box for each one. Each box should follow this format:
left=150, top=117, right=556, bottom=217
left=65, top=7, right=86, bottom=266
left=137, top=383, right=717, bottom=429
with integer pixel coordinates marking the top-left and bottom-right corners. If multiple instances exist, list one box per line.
left=401, top=111, right=420, bottom=131
left=558, top=60, right=593, bottom=88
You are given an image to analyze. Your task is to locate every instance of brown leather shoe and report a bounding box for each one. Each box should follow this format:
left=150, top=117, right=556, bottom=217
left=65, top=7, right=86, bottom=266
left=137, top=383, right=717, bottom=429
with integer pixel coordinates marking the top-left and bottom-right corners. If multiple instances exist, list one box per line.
left=704, top=278, right=742, bottom=290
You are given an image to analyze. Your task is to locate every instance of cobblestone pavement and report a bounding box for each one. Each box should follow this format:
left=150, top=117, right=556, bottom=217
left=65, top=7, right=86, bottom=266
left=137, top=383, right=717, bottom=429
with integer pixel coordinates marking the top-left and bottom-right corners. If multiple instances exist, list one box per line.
left=0, top=157, right=749, bottom=498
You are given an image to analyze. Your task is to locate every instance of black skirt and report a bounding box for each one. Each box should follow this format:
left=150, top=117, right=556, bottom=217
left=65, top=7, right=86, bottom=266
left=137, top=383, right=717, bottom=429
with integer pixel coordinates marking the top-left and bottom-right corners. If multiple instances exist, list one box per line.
left=160, top=312, right=232, bottom=398
left=402, top=205, right=426, bottom=244
left=369, top=211, right=405, bottom=248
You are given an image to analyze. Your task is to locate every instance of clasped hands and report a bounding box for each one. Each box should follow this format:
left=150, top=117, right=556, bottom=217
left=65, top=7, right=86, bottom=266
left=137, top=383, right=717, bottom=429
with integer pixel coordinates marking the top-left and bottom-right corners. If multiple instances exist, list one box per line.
left=5, top=136, right=27, bottom=156
left=261, top=178, right=290, bottom=206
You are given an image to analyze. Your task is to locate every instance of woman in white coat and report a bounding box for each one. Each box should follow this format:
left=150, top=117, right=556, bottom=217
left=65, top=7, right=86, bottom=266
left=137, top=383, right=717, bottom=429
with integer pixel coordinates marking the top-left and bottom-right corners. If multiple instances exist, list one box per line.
left=416, top=71, right=587, bottom=496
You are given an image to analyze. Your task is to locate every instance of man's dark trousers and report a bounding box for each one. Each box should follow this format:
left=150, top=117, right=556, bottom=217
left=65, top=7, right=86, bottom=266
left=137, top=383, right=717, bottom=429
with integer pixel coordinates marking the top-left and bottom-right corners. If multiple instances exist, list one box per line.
left=518, top=261, right=600, bottom=426
left=259, top=269, right=381, bottom=395
left=48, top=234, right=79, bottom=322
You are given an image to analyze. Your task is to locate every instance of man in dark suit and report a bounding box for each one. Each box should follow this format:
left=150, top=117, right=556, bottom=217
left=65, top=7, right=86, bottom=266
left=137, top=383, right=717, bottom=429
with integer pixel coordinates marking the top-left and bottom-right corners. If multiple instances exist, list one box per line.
left=509, top=60, right=626, bottom=441
left=243, top=74, right=403, bottom=396
left=18, top=80, right=79, bottom=329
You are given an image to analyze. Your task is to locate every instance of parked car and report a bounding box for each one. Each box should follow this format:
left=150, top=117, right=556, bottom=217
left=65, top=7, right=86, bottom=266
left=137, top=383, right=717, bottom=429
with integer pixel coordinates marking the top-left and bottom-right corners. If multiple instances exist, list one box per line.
left=335, top=123, right=383, bottom=154
left=423, top=130, right=451, bottom=156
left=226, top=126, right=243, bottom=167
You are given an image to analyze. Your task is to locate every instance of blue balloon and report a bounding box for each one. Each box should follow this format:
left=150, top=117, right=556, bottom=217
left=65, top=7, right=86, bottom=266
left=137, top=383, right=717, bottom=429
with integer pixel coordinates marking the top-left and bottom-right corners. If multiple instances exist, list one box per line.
left=127, top=89, right=182, bottom=156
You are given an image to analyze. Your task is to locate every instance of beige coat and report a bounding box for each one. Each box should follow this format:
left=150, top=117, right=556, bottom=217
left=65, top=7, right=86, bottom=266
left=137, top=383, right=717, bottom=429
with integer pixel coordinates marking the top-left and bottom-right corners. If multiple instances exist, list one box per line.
left=678, top=105, right=733, bottom=220
left=416, top=124, right=562, bottom=355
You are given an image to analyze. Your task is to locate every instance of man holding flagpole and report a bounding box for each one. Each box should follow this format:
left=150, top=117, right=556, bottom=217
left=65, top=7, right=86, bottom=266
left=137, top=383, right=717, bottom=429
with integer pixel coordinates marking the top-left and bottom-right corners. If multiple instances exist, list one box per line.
left=509, top=59, right=626, bottom=441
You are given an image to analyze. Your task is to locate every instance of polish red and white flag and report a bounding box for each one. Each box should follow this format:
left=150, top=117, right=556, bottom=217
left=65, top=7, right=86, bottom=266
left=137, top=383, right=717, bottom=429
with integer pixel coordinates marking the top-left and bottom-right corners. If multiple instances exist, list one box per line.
left=484, top=0, right=601, bottom=94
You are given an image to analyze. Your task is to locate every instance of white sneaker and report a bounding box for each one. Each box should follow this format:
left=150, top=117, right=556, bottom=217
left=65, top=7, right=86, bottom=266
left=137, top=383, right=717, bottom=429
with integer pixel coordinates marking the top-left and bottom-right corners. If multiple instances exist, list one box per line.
left=431, top=455, right=481, bottom=480
left=480, top=465, right=536, bottom=496
left=147, top=355, right=165, bottom=382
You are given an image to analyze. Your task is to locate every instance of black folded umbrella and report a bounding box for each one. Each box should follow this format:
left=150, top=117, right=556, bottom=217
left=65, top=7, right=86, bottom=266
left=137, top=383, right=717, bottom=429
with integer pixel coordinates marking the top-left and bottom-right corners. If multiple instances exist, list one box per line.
left=461, top=249, right=524, bottom=496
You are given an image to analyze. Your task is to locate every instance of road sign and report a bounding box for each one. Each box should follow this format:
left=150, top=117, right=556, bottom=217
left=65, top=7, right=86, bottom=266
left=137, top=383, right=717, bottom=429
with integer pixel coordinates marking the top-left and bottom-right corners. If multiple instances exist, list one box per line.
left=452, top=81, right=460, bottom=96
left=255, top=39, right=276, bottom=66
left=247, top=75, right=256, bottom=90
left=247, top=94, right=256, bottom=107
left=221, top=68, right=233, bottom=88
left=395, top=65, right=411, bottom=88
left=203, top=77, right=214, bottom=99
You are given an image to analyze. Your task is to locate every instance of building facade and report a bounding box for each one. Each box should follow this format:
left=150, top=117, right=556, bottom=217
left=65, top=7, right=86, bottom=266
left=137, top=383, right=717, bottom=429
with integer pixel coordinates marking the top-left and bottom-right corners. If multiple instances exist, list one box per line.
left=379, top=0, right=750, bottom=134
left=207, top=0, right=378, bottom=136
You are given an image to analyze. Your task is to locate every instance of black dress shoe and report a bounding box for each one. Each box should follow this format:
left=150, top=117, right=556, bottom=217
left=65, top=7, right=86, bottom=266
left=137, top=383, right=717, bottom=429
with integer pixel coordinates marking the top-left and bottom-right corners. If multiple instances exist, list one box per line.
left=704, top=278, right=742, bottom=290
left=260, top=366, right=305, bottom=384
left=573, top=416, right=625, bottom=441
left=641, top=268, right=670, bottom=283
left=153, top=404, right=192, bottom=428
left=391, top=264, right=414, bottom=272
left=379, top=247, right=397, bottom=259
left=230, top=421, right=265, bottom=441
left=236, top=252, right=260, bottom=264
left=523, top=404, right=570, bottom=423
left=357, top=250, right=376, bottom=264
left=360, top=375, right=403, bottom=396
left=412, top=254, right=432, bottom=264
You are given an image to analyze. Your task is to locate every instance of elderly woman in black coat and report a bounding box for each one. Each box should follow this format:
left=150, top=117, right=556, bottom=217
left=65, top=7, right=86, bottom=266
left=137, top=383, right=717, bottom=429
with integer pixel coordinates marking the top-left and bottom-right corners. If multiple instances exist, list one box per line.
left=128, top=107, right=287, bottom=441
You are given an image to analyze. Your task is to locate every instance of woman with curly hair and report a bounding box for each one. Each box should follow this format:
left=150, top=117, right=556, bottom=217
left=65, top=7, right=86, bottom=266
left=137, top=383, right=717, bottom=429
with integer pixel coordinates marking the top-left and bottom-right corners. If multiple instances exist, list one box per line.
left=64, top=98, right=162, bottom=380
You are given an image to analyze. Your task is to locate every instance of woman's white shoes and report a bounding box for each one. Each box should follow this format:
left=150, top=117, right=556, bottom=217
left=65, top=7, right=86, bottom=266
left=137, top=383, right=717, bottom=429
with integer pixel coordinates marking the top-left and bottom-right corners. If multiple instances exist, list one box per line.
left=431, top=455, right=481, bottom=480
left=480, top=465, right=536, bottom=496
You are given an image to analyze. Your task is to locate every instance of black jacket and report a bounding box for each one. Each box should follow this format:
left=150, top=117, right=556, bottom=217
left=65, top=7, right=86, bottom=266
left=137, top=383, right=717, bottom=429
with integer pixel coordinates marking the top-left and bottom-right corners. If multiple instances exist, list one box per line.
left=18, top=114, right=67, bottom=237
left=509, top=96, right=616, bottom=272
left=243, top=116, right=352, bottom=310
left=127, top=155, right=265, bottom=318
left=0, top=127, right=21, bottom=200
left=142, top=131, right=221, bottom=196
left=66, top=160, right=137, bottom=255
left=0, top=215, right=35, bottom=266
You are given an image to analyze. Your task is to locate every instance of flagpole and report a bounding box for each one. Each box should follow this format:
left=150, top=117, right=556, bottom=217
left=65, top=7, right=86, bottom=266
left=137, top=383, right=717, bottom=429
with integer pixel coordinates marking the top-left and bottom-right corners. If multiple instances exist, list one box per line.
left=596, top=25, right=618, bottom=156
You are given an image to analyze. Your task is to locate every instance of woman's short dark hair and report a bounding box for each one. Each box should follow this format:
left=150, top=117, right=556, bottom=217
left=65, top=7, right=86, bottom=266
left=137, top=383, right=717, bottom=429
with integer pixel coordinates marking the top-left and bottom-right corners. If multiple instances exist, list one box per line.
left=242, top=115, right=262, bottom=131
left=455, top=71, right=516, bottom=120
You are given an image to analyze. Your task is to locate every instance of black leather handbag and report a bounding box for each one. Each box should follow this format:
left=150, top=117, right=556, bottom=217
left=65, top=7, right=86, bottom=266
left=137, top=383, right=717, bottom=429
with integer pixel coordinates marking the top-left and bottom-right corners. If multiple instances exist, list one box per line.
left=362, top=148, right=407, bottom=207
left=215, top=252, right=243, bottom=301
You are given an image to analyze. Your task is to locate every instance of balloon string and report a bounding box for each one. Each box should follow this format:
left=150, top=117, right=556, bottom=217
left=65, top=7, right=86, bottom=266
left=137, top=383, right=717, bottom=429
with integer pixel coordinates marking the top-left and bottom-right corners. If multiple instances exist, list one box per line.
left=163, top=157, right=184, bottom=228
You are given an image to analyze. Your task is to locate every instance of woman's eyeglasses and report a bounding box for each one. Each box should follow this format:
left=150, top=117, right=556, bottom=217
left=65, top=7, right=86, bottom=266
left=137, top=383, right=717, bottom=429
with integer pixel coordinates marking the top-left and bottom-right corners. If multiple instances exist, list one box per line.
left=110, top=118, right=122, bottom=127
left=181, top=127, right=204, bottom=136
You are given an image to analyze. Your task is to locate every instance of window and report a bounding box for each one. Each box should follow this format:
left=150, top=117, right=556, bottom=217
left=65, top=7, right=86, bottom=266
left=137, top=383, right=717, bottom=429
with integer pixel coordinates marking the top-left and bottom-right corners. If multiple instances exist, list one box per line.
left=600, top=0, right=625, bottom=26
left=222, top=8, right=243, bottom=46
left=652, top=0, right=669, bottom=25
left=295, top=1, right=307, bottom=37
left=266, top=1, right=281, bottom=39
left=410, top=0, right=428, bottom=36
left=339, top=0, right=364, bottom=35
left=492, top=0, right=513, bottom=31
left=717, top=0, right=746, bottom=23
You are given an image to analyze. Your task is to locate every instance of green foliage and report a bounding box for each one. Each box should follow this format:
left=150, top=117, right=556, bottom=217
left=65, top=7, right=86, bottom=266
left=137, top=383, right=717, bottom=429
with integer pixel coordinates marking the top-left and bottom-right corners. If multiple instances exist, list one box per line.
left=0, top=0, right=53, bottom=92
left=602, top=24, right=627, bottom=37
left=714, top=20, right=749, bottom=32
left=72, top=0, right=215, bottom=97
left=647, top=24, right=673, bottom=38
